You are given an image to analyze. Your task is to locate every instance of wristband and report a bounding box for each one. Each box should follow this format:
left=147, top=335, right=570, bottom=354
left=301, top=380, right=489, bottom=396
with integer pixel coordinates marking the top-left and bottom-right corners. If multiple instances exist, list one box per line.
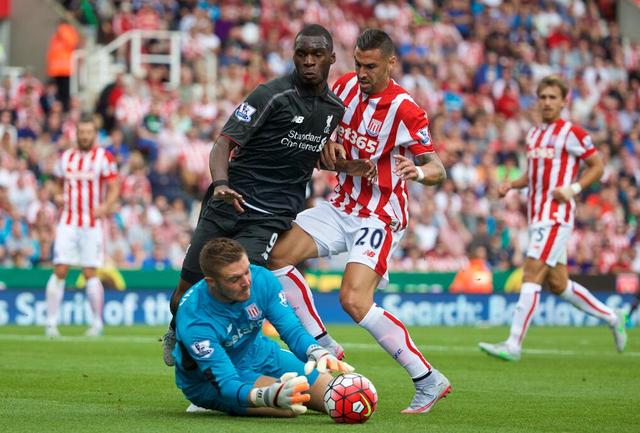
left=415, top=166, right=425, bottom=182
left=211, top=179, right=229, bottom=189
left=570, top=182, right=582, bottom=195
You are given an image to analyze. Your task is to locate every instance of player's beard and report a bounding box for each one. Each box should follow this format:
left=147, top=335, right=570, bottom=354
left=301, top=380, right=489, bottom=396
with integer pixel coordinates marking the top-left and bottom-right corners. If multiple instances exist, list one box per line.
left=77, top=138, right=93, bottom=151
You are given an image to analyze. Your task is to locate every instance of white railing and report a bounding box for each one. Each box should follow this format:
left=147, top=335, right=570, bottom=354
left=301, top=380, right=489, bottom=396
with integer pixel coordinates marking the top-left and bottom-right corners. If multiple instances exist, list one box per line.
left=71, top=30, right=182, bottom=109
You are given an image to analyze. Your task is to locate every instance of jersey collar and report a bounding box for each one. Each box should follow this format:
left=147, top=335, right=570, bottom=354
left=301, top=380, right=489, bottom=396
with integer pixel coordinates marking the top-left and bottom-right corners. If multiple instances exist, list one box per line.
left=291, top=72, right=329, bottom=98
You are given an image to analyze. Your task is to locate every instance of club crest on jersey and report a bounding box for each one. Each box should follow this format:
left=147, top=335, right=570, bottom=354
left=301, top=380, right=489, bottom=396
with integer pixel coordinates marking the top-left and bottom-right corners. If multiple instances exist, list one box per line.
left=245, top=303, right=263, bottom=320
left=366, top=119, right=383, bottom=137
left=417, top=127, right=431, bottom=145
left=324, top=115, right=334, bottom=133
left=234, top=102, right=257, bottom=123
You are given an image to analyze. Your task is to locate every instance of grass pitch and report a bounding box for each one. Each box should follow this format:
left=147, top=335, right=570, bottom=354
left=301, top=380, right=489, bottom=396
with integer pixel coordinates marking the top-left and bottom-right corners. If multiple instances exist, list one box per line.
left=0, top=325, right=638, bottom=433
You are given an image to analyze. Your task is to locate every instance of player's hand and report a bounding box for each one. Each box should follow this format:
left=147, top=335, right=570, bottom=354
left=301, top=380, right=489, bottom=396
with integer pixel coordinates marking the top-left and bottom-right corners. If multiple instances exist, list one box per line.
left=392, top=155, right=421, bottom=181
left=304, top=344, right=355, bottom=375
left=497, top=181, right=512, bottom=197
left=214, top=185, right=245, bottom=213
left=249, top=372, right=310, bottom=415
left=552, top=186, right=574, bottom=203
left=93, top=204, right=110, bottom=218
left=349, top=159, right=377, bottom=183
left=320, top=140, right=347, bottom=170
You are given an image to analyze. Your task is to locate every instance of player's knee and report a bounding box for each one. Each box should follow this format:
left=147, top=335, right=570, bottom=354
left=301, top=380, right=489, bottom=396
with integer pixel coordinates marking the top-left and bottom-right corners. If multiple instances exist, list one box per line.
left=547, top=278, right=566, bottom=295
left=54, top=265, right=69, bottom=279
left=266, top=253, right=289, bottom=270
left=339, top=290, right=369, bottom=323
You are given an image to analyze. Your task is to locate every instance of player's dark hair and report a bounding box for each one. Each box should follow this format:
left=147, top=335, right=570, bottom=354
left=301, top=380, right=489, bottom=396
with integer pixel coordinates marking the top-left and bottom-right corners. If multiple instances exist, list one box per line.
left=78, top=113, right=95, bottom=125
left=295, top=24, right=333, bottom=52
left=537, top=75, right=568, bottom=98
left=199, top=238, right=247, bottom=278
left=356, top=28, right=395, bottom=58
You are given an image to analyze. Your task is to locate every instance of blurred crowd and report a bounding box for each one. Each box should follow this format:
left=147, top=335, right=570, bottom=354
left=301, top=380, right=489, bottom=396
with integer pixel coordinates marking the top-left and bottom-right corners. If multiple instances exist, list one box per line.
left=0, top=0, right=639, bottom=276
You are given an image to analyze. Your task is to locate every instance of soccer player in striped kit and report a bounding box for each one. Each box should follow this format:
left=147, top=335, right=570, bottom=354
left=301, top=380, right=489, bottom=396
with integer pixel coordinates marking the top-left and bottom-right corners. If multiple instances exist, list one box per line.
left=269, top=29, right=451, bottom=414
left=45, top=115, right=120, bottom=337
left=479, top=75, right=627, bottom=361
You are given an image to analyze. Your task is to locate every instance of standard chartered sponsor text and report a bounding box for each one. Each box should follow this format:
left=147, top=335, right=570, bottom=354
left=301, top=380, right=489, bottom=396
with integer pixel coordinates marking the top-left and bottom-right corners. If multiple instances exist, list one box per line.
left=281, top=130, right=327, bottom=152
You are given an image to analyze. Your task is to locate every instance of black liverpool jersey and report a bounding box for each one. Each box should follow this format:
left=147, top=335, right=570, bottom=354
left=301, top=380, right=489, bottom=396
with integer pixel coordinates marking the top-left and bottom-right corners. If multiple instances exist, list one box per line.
left=220, top=72, right=345, bottom=217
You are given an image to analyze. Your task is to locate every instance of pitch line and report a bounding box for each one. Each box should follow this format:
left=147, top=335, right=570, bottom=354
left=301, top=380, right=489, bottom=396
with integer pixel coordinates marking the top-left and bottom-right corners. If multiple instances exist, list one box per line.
left=0, top=333, right=637, bottom=357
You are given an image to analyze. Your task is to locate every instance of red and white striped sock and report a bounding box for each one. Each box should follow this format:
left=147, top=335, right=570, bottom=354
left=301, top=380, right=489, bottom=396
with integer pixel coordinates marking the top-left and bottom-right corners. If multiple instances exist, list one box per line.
left=86, top=277, right=104, bottom=330
left=560, top=280, right=617, bottom=325
left=45, top=274, right=65, bottom=328
left=506, top=282, right=541, bottom=351
left=272, top=266, right=327, bottom=339
left=358, top=304, right=431, bottom=380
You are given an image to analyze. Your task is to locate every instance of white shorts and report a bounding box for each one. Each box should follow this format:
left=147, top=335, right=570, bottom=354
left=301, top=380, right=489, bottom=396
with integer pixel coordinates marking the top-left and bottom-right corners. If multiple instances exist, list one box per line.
left=53, top=223, right=105, bottom=268
left=526, top=223, right=572, bottom=267
left=293, top=201, right=403, bottom=286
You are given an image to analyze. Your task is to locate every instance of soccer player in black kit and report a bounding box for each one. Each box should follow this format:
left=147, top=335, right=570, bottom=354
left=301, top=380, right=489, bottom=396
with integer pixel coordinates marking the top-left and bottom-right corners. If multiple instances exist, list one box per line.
left=162, top=24, right=375, bottom=366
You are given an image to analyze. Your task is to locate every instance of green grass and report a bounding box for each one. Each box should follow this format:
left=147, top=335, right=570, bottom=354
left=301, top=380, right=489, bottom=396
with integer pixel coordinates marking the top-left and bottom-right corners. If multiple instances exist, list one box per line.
left=0, top=325, right=638, bottom=433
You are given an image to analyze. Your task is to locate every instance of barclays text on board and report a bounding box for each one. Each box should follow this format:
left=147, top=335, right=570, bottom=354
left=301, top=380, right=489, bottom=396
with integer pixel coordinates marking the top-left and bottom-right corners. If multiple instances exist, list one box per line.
left=0, top=290, right=636, bottom=327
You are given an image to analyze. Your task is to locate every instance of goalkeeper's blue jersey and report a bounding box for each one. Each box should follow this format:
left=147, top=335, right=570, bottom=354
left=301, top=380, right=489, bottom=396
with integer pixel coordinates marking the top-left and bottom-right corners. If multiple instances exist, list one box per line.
left=173, top=264, right=317, bottom=407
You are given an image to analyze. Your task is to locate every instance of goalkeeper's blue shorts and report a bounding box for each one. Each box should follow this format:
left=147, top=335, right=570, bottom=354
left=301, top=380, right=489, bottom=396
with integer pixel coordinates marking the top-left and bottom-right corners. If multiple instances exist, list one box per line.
left=181, top=341, right=319, bottom=415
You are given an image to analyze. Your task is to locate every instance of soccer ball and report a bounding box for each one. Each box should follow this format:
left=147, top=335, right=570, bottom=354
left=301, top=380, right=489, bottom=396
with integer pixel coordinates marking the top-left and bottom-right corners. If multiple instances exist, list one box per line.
left=323, top=373, right=377, bottom=424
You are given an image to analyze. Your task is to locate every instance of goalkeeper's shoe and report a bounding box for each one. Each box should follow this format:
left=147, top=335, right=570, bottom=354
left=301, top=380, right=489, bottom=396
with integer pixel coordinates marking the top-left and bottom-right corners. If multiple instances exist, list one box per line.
left=401, top=369, right=451, bottom=414
left=478, top=341, right=521, bottom=361
left=186, top=403, right=212, bottom=413
left=611, top=309, right=628, bottom=353
left=162, top=327, right=177, bottom=366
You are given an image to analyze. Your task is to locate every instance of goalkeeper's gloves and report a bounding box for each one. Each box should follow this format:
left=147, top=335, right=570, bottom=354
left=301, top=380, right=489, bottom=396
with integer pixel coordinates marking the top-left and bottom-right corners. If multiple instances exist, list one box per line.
left=249, top=372, right=310, bottom=415
left=304, top=344, right=355, bottom=375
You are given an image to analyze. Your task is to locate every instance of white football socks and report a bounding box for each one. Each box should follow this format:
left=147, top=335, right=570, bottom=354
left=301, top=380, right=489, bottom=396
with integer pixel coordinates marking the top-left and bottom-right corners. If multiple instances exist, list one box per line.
left=506, top=282, right=541, bottom=351
left=560, top=280, right=617, bottom=326
left=359, top=304, right=431, bottom=380
left=45, top=274, right=66, bottom=328
left=86, top=277, right=104, bottom=330
left=272, top=266, right=327, bottom=338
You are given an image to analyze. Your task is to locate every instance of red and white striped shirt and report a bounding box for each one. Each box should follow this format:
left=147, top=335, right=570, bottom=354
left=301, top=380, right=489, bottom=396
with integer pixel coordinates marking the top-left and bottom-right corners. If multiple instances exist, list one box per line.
left=330, top=72, right=434, bottom=230
left=56, top=147, right=118, bottom=227
left=525, top=119, right=596, bottom=227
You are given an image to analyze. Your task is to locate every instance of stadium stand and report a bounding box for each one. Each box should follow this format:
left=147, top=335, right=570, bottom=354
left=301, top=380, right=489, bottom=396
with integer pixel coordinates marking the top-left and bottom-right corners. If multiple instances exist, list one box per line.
left=0, top=0, right=638, bottom=277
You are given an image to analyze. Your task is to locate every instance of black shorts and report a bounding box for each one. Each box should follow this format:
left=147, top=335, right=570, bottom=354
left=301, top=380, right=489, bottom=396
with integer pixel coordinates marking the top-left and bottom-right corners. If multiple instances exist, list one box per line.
left=180, top=199, right=292, bottom=284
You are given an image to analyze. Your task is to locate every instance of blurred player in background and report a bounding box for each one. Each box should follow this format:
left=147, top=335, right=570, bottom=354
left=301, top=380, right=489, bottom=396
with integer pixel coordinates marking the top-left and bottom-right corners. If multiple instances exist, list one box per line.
left=45, top=115, right=120, bottom=337
left=479, top=75, right=627, bottom=361
left=174, top=238, right=353, bottom=416
left=163, top=24, right=375, bottom=365
left=269, top=29, right=450, bottom=414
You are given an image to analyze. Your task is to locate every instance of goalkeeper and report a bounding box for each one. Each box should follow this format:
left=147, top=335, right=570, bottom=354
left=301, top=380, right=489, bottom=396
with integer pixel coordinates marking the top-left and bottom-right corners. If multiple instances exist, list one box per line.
left=174, top=238, right=353, bottom=416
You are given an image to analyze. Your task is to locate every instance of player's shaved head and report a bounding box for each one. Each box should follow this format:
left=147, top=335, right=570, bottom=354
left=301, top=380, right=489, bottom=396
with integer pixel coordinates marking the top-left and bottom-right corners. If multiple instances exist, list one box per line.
left=295, top=24, right=333, bottom=52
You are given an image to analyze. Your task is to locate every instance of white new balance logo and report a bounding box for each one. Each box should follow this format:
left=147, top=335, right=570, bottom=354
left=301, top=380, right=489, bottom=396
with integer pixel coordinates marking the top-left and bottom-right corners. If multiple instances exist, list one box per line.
left=291, top=116, right=305, bottom=123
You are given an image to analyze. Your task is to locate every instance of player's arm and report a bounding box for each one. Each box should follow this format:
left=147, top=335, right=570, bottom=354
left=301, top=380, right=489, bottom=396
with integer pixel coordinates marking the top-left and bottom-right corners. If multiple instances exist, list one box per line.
left=552, top=152, right=603, bottom=203
left=208, top=135, right=245, bottom=213
left=95, top=153, right=120, bottom=218
left=393, top=151, right=446, bottom=186
left=94, top=177, right=120, bottom=218
left=498, top=170, right=528, bottom=197
left=180, top=322, right=310, bottom=413
left=318, top=140, right=377, bottom=182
